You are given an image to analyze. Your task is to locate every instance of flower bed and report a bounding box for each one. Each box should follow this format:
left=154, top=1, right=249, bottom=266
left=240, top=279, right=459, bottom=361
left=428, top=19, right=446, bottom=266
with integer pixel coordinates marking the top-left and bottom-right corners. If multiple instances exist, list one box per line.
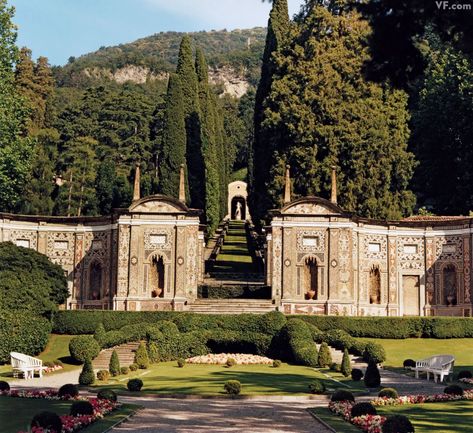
left=186, top=353, right=273, bottom=365
left=459, top=378, right=473, bottom=385
left=328, top=390, right=473, bottom=432
left=1, top=387, right=120, bottom=433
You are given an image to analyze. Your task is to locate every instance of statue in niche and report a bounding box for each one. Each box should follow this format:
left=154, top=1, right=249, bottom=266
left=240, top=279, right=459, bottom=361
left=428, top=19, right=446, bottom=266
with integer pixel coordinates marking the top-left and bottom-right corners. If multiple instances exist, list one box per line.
left=235, top=202, right=242, bottom=220
left=369, top=266, right=381, bottom=304
left=443, top=265, right=457, bottom=305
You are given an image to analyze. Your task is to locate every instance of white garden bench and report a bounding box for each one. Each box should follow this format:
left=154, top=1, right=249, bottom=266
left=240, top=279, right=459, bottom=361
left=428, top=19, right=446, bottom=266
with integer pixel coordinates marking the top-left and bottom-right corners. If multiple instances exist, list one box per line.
left=412, top=354, right=455, bottom=383
left=10, top=352, right=46, bottom=379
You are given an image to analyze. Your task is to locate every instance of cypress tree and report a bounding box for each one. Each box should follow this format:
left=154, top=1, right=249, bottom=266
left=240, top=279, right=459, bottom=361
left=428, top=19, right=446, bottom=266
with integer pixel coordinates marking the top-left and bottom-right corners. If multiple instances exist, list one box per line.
left=195, top=47, right=220, bottom=234
left=79, top=358, right=95, bottom=385
left=109, top=350, right=120, bottom=377
left=176, top=36, right=205, bottom=210
left=250, top=0, right=290, bottom=225
left=159, top=74, right=188, bottom=199
left=95, top=158, right=116, bottom=215
left=341, top=348, right=351, bottom=377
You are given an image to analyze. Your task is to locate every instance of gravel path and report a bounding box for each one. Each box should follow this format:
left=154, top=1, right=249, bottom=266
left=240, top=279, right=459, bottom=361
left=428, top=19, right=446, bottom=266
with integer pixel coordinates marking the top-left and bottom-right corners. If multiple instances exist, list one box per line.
left=7, top=369, right=80, bottom=390
left=111, top=397, right=331, bottom=433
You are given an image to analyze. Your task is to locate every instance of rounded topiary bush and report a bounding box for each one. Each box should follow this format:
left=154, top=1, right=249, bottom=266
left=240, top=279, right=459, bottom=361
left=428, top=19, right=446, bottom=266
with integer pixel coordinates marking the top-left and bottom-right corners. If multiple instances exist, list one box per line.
left=58, top=383, right=79, bottom=398
left=351, top=368, right=363, bottom=381
left=127, top=378, right=143, bottom=392
left=258, top=311, right=287, bottom=335
left=330, top=389, right=355, bottom=402
left=69, top=335, right=100, bottom=363
left=0, top=380, right=10, bottom=392
left=129, top=363, right=139, bottom=371
left=351, top=402, right=377, bottom=418
left=317, top=342, right=332, bottom=367
left=378, top=388, right=399, bottom=399
left=121, top=366, right=130, bottom=375
left=109, top=350, right=120, bottom=377
left=177, top=358, right=186, bottom=368
left=70, top=401, right=94, bottom=416
left=363, top=342, right=386, bottom=364
left=97, top=389, right=118, bottom=402
left=31, top=411, right=62, bottom=433
left=364, top=360, right=381, bottom=388
left=273, top=359, right=282, bottom=368
left=308, top=380, right=326, bottom=394
left=330, top=362, right=340, bottom=372
left=403, top=359, right=416, bottom=368
left=382, top=415, right=415, bottom=433
left=79, top=359, right=95, bottom=386
left=458, top=370, right=472, bottom=380
left=224, top=380, right=241, bottom=395
left=444, top=385, right=464, bottom=396
left=96, top=370, right=110, bottom=381
left=226, top=357, right=237, bottom=367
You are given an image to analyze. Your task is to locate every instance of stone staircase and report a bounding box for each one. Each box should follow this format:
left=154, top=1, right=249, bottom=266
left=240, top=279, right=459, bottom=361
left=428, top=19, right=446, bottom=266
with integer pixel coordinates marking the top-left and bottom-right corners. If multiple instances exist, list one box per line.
left=92, top=342, right=140, bottom=370
left=188, top=299, right=277, bottom=314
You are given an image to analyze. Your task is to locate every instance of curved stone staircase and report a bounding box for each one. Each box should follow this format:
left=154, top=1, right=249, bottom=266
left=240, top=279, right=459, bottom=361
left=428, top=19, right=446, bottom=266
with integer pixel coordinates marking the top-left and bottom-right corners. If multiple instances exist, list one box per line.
left=92, top=342, right=140, bottom=370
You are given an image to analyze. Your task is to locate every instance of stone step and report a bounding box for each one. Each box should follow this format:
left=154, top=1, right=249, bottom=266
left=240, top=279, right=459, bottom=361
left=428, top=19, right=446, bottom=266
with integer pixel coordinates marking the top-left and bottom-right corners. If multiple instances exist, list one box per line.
left=92, top=342, right=140, bottom=370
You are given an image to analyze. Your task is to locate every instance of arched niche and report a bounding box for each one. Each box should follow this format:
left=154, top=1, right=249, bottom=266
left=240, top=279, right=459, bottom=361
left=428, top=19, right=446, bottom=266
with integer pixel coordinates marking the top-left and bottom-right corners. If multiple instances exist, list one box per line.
left=304, top=256, right=318, bottom=300
left=149, top=255, right=165, bottom=298
left=369, top=265, right=381, bottom=304
left=88, top=261, right=103, bottom=300
left=443, top=264, right=457, bottom=306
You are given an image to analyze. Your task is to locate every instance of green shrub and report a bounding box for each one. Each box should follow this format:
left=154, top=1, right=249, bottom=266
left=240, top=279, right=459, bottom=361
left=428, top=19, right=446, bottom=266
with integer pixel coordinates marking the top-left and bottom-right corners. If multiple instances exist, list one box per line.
left=69, top=335, right=100, bottom=363
left=78, top=359, right=95, bottom=386
left=308, top=380, right=325, bottom=394
left=351, top=368, right=363, bottom=381
left=120, top=366, right=130, bottom=375
left=224, top=380, right=241, bottom=395
left=177, top=358, right=186, bottom=368
left=129, top=363, right=138, bottom=371
left=382, top=415, right=415, bottom=433
left=96, top=370, right=110, bottom=382
left=97, top=389, right=117, bottom=402
left=403, top=359, right=416, bottom=368
left=127, top=378, right=143, bottom=392
left=364, top=360, right=381, bottom=388
left=457, top=370, right=472, bottom=379
left=258, top=311, right=287, bottom=335
left=341, top=348, right=351, bottom=377
left=58, top=384, right=79, bottom=398
left=206, top=329, right=271, bottom=356
left=276, top=319, right=318, bottom=366
left=31, top=411, right=62, bottom=433
left=378, top=388, right=398, bottom=399
left=350, top=402, right=377, bottom=417
left=330, top=389, right=355, bottom=402
left=93, top=323, right=106, bottom=346
left=444, top=385, right=464, bottom=396
left=134, top=342, right=149, bottom=369
left=70, top=401, right=94, bottom=416
left=363, top=342, right=386, bottom=364
left=109, top=350, right=120, bottom=377
left=273, top=359, right=282, bottom=368
left=317, top=342, right=332, bottom=368
left=330, top=362, right=340, bottom=372
left=0, top=380, right=10, bottom=391
left=226, top=357, right=237, bottom=367
left=0, top=310, right=51, bottom=363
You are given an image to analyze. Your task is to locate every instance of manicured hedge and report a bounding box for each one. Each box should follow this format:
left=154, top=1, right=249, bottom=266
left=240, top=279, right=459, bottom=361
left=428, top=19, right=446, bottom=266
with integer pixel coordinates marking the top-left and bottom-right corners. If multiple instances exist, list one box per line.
left=206, top=329, right=272, bottom=355
left=0, top=310, right=51, bottom=363
left=295, top=316, right=473, bottom=339
left=277, top=319, right=319, bottom=367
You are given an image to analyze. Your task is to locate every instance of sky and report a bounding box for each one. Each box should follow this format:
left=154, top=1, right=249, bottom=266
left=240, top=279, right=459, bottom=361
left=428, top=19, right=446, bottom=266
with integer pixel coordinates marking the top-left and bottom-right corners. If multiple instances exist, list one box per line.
left=9, top=0, right=305, bottom=66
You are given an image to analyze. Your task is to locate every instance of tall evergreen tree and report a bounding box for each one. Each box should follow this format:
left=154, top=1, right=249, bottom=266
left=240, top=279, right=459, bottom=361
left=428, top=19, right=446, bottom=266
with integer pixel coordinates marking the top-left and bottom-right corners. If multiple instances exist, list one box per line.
left=195, top=47, right=221, bottom=234
left=250, top=0, right=290, bottom=225
left=159, top=74, right=188, bottom=198
left=258, top=1, right=416, bottom=220
left=95, top=158, right=117, bottom=215
left=176, top=36, right=205, bottom=210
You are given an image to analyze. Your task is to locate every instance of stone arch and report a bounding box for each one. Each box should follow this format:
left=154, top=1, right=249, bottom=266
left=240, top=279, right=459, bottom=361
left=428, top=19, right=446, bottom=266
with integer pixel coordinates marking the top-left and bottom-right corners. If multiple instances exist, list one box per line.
left=149, top=254, right=165, bottom=298
left=369, top=265, right=381, bottom=304
left=442, top=264, right=457, bottom=305
left=231, top=195, right=246, bottom=220
left=303, top=256, right=318, bottom=300
left=227, top=181, right=250, bottom=220
left=88, top=260, right=103, bottom=300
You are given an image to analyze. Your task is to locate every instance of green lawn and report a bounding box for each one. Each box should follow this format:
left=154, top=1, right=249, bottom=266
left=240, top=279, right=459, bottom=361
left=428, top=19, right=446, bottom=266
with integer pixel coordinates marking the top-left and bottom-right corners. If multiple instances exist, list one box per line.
left=213, top=221, right=254, bottom=273
left=0, top=334, right=80, bottom=380
left=0, top=396, right=139, bottom=433
left=359, top=338, right=473, bottom=375
left=92, top=361, right=362, bottom=395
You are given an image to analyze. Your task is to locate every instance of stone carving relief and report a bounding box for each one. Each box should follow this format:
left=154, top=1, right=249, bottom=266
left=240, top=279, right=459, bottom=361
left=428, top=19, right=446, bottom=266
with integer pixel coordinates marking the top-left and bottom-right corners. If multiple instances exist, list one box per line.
left=338, top=230, right=351, bottom=299
left=464, top=236, right=471, bottom=303
left=132, top=201, right=182, bottom=213
left=9, top=230, right=37, bottom=250
left=284, top=203, right=336, bottom=214
left=272, top=230, right=282, bottom=293
left=144, top=228, right=173, bottom=250
left=361, top=234, right=387, bottom=261
left=388, top=238, right=398, bottom=303
left=117, top=225, right=130, bottom=296
left=186, top=226, right=198, bottom=290
left=398, top=236, right=424, bottom=270
left=435, top=236, right=463, bottom=261
left=47, top=232, right=75, bottom=266
left=296, top=230, right=326, bottom=253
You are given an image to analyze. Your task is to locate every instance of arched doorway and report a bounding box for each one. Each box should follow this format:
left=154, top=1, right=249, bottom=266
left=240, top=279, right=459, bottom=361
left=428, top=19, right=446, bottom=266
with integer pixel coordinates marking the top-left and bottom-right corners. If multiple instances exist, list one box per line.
left=88, top=262, right=102, bottom=300
left=231, top=196, right=246, bottom=220
left=443, top=264, right=457, bottom=305
left=304, top=257, right=318, bottom=300
left=150, top=256, right=165, bottom=298
left=369, top=265, right=381, bottom=304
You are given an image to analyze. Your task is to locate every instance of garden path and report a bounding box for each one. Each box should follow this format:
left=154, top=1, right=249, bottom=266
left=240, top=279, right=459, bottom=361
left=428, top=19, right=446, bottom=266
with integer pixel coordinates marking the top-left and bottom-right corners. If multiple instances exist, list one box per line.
left=7, top=369, right=80, bottom=390
left=110, top=397, right=332, bottom=433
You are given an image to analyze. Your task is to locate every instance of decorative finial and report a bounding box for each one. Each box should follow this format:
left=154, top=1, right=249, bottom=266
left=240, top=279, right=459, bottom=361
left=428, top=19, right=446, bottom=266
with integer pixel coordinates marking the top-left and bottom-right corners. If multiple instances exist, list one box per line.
left=283, top=164, right=291, bottom=204
left=179, top=164, right=186, bottom=203
left=331, top=165, right=337, bottom=205
left=133, top=163, right=141, bottom=202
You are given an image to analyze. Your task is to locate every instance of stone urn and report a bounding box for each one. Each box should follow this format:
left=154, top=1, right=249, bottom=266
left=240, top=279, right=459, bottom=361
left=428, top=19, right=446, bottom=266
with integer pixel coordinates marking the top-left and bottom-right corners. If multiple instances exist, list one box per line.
left=305, top=290, right=316, bottom=300
left=151, top=288, right=162, bottom=298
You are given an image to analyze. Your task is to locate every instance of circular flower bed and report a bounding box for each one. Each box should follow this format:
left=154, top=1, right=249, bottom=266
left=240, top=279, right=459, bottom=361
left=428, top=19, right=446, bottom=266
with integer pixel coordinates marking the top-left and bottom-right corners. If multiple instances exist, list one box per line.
left=186, top=353, right=274, bottom=365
